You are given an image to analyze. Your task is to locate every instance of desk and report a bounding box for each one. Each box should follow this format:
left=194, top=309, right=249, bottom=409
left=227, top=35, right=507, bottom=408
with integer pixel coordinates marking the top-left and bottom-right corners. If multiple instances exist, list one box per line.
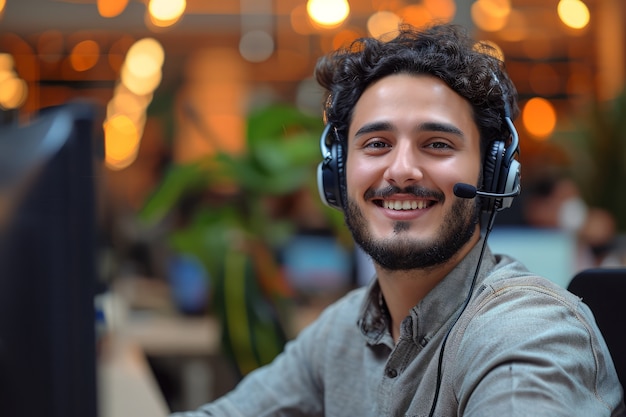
left=98, top=335, right=170, bottom=417
left=97, top=288, right=225, bottom=416
left=97, top=277, right=333, bottom=415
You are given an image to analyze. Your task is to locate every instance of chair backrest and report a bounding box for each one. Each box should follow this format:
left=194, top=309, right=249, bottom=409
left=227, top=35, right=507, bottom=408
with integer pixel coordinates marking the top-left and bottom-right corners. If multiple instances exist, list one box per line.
left=567, top=268, right=626, bottom=386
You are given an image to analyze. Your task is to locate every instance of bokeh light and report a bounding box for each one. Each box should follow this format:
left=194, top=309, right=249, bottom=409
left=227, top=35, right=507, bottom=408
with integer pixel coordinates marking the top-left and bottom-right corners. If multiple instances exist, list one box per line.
left=148, top=0, right=186, bottom=27
left=0, top=52, right=28, bottom=110
left=522, top=97, right=557, bottom=140
left=69, top=40, right=100, bottom=72
left=104, top=114, right=141, bottom=170
left=0, top=53, right=13, bottom=72
left=307, top=0, right=350, bottom=28
left=367, top=11, right=401, bottom=40
left=558, top=0, right=590, bottom=30
left=103, top=37, right=164, bottom=170
left=471, top=0, right=511, bottom=32
left=239, top=31, right=275, bottom=63
left=97, top=0, right=129, bottom=18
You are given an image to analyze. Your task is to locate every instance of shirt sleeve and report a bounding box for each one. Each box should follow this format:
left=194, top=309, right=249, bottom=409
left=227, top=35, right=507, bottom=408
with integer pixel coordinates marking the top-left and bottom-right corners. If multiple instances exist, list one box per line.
left=451, top=281, right=625, bottom=417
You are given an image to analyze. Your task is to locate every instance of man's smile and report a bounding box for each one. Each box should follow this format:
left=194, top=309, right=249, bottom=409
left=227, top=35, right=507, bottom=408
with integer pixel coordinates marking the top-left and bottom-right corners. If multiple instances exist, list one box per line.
left=379, top=199, right=434, bottom=210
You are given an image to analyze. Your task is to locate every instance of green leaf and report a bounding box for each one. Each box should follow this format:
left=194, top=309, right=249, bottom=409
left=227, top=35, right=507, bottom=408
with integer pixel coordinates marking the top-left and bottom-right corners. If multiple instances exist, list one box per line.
left=139, top=162, right=211, bottom=223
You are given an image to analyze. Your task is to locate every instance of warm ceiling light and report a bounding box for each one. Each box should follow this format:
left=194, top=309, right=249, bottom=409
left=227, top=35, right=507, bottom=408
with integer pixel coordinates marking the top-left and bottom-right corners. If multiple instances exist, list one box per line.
left=104, top=114, right=141, bottom=170
left=69, top=40, right=100, bottom=72
left=148, top=0, right=186, bottom=24
left=367, top=11, right=401, bottom=40
left=307, top=0, right=350, bottom=28
left=557, top=0, right=590, bottom=30
left=121, top=63, right=162, bottom=96
left=0, top=76, right=27, bottom=110
left=471, top=0, right=509, bottom=32
left=125, top=37, right=164, bottom=77
left=523, top=97, right=557, bottom=140
left=98, top=0, right=129, bottom=18
left=0, top=53, right=13, bottom=71
left=121, top=38, right=164, bottom=94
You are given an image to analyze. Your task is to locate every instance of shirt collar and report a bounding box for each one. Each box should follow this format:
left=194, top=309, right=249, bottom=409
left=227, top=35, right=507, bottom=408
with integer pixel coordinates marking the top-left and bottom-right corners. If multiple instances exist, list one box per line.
left=357, top=237, right=497, bottom=346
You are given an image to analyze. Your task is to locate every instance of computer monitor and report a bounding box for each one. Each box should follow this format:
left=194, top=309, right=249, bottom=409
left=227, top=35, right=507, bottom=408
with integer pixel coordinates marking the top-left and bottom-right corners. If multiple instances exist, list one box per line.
left=0, top=102, right=102, bottom=417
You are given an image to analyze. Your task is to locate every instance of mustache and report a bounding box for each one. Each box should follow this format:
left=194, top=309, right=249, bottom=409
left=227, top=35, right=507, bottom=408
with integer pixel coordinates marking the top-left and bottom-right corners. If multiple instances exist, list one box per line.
left=364, top=185, right=445, bottom=201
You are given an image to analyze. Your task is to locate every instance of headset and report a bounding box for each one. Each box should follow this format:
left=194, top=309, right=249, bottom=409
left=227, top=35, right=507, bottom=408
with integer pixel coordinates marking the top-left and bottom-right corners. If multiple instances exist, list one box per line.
left=476, top=104, right=521, bottom=212
left=316, top=105, right=520, bottom=213
left=316, top=123, right=345, bottom=210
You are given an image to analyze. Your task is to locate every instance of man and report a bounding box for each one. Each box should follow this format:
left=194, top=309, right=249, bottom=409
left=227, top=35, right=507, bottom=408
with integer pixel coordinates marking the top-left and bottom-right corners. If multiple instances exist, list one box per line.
left=172, top=23, right=625, bottom=416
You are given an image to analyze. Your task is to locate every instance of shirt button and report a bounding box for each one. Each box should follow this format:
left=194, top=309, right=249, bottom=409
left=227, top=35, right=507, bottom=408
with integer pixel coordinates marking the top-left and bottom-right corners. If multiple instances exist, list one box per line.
left=385, top=367, right=398, bottom=378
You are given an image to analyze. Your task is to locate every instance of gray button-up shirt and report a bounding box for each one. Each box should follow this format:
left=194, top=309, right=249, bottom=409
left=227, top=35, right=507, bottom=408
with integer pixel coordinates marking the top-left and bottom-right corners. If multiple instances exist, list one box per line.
left=172, top=240, right=625, bottom=416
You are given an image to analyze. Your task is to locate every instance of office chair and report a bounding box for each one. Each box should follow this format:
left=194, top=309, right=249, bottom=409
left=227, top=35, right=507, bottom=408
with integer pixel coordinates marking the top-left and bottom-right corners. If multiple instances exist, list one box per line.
left=567, top=268, right=626, bottom=386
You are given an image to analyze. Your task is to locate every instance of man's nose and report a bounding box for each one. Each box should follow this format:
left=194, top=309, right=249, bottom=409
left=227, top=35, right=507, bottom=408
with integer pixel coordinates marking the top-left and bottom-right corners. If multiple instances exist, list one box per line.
left=383, top=144, right=424, bottom=187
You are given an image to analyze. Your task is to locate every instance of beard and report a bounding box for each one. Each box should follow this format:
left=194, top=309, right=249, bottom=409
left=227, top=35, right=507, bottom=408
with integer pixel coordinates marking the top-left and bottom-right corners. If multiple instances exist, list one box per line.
left=344, top=185, right=480, bottom=271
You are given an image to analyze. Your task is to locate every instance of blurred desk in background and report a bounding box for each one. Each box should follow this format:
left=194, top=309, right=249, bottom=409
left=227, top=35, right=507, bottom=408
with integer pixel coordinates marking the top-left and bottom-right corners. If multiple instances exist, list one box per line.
left=99, top=336, right=170, bottom=417
left=97, top=277, right=226, bottom=415
left=98, top=276, right=335, bottom=415
left=98, top=311, right=224, bottom=416
left=122, top=313, right=220, bottom=357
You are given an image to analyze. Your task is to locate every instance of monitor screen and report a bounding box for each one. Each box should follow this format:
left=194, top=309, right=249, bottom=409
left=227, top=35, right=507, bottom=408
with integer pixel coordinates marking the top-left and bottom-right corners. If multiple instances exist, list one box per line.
left=0, top=102, right=101, bottom=417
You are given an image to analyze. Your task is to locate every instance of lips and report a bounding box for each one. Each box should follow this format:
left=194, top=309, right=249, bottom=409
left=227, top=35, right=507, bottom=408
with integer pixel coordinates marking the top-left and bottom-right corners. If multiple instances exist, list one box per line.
left=367, top=186, right=442, bottom=212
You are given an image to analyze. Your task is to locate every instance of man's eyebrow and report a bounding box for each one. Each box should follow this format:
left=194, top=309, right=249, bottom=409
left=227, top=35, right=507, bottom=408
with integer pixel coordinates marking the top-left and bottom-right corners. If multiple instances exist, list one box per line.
left=354, top=121, right=394, bottom=138
left=416, top=121, right=464, bottom=137
left=353, top=120, right=465, bottom=139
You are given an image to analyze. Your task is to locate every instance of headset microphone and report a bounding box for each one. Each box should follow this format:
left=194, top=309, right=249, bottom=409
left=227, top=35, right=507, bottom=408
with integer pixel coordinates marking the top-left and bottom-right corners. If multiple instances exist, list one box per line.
left=453, top=183, right=521, bottom=200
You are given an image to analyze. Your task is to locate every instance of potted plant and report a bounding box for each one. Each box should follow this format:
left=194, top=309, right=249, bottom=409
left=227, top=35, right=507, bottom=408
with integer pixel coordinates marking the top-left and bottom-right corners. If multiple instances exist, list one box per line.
left=140, top=103, right=345, bottom=377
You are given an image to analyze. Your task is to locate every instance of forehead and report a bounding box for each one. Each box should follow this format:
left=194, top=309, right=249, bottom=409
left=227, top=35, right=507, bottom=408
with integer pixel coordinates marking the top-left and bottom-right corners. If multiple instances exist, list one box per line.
left=349, top=73, right=478, bottom=139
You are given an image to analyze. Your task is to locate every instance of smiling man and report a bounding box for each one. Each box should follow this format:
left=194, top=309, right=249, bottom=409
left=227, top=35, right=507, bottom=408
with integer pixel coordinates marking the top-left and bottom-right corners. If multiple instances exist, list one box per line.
left=171, top=23, right=625, bottom=417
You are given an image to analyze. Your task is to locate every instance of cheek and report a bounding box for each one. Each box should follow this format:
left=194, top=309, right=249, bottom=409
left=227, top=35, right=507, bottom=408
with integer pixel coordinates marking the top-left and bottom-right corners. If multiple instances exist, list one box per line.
left=346, top=157, right=378, bottom=194
left=439, top=158, right=481, bottom=189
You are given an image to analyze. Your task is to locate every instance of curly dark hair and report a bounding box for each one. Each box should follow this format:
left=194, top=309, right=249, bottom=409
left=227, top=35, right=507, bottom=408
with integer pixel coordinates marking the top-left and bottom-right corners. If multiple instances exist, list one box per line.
left=314, top=23, right=519, bottom=153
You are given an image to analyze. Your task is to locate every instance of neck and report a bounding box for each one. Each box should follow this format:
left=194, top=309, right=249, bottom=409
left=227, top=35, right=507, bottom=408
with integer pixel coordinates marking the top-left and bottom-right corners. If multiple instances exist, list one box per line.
left=376, top=232, right=481, bottom=342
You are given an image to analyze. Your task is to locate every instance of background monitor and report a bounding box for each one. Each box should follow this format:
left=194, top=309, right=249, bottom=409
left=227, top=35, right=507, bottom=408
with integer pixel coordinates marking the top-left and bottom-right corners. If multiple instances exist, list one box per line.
left=0, top=102, right=102, bottom=417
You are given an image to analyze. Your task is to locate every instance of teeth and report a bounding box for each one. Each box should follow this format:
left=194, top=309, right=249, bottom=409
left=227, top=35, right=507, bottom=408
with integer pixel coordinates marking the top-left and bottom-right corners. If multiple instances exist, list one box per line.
left=383, top=200, right=429, bottom=210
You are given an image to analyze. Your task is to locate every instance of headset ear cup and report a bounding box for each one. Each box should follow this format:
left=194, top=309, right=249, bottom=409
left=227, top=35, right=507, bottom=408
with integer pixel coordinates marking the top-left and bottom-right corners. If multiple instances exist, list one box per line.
left=333, top=141, right=345, bottom=206
left=317, top=125, right=345, bottom=210
left=499, top=159, right=520, bottom=210
left=483, top=140, right=503, bottom=194
left=481, top=140, right=505, bottom=211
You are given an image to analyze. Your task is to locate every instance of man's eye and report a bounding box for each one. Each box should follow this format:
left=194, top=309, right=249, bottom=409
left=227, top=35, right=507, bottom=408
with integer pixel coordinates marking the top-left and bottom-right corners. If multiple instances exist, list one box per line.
left=428, top=141, right=452, bottom=149
left=365, top=141, right=388, bottom=149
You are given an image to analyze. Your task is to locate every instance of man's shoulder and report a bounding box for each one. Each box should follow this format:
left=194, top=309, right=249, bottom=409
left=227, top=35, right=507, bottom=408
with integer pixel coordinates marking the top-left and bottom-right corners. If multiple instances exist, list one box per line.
left=484, top=253, right=578, bottom=302
left=468, top=257, right=592, bottom=330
